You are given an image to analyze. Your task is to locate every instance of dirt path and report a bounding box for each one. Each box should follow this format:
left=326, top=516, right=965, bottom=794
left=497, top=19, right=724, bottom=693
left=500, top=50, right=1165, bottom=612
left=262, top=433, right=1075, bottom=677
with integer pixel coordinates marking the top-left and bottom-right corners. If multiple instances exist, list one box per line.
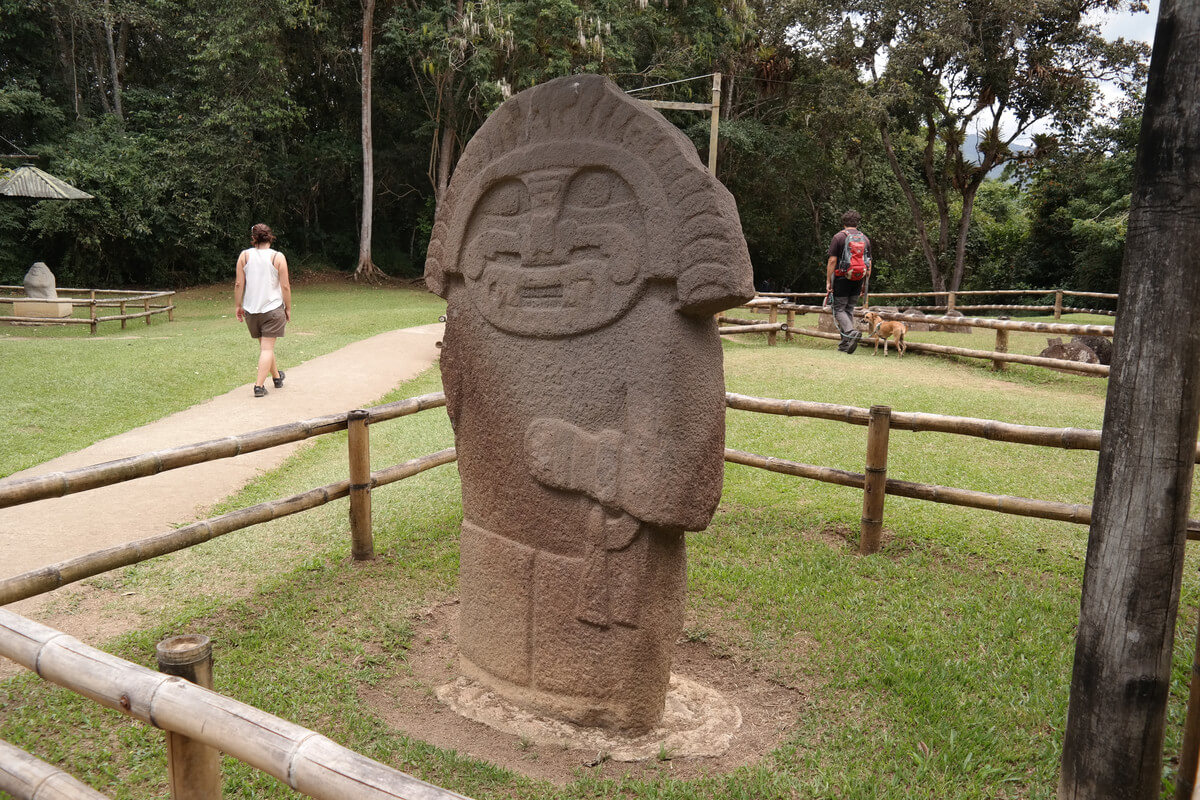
left=0, top=323, right=444, bottom=592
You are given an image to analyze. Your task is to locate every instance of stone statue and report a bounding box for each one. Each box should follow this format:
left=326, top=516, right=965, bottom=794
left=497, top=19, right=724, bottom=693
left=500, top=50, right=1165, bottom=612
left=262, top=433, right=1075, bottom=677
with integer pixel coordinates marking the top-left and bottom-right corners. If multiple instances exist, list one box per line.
left=425, top=74, right=755, bottom=733
left=16, top=262, right=71, bottom=319
left=23, top=262, right=58, bottom=299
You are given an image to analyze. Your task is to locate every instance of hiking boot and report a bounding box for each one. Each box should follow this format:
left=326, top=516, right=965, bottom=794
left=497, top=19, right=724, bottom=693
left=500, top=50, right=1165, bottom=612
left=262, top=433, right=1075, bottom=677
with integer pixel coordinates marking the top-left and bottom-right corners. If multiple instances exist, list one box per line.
left=272, top=370, right=285, bottom=389
left=837, top=332, right=852, bottom=351
left=253, top=385, right=267, bottom=398
left=845, top=331, right=862, bottom=354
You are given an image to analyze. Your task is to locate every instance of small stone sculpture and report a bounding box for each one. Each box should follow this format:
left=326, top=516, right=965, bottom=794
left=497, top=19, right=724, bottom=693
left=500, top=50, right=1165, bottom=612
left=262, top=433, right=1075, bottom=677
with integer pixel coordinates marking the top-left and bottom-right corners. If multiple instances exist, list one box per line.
left=15, top=262, right=71, bottom=318
left=23, top=262, right=58, bottom=299
left=426, top=74, right=755, bottom=733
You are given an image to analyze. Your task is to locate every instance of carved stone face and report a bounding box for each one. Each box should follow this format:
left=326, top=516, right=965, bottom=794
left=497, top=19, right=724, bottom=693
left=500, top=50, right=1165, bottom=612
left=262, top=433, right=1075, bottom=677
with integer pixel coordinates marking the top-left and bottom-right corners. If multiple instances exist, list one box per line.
left=451, top=142, right=665, bottom=337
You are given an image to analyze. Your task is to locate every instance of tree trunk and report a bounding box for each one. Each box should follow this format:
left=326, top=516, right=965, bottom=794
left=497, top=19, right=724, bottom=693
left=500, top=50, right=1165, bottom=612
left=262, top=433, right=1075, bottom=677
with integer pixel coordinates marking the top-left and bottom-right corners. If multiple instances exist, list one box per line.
left=101, top=0, right=122, bottom=121
left=879, top=122, right=943, bottom=289
left=1058, top=2, right=1200, bottom=797
left=949, top=179, right=983, bottom=292
left=354, top=0, right=385, bottom=283
left=435, top=120, right=456, bottom=207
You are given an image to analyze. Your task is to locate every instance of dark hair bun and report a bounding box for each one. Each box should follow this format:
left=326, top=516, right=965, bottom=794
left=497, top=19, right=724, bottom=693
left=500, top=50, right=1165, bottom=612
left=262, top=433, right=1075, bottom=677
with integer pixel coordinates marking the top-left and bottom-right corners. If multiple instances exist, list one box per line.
left=250, top=223, right=276, bottom=245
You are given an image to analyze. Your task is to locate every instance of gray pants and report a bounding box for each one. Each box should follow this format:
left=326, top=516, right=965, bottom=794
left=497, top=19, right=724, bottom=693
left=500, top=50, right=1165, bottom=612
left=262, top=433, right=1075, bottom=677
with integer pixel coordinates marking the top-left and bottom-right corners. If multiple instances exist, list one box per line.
left=832, top=294, right=859, bottom=335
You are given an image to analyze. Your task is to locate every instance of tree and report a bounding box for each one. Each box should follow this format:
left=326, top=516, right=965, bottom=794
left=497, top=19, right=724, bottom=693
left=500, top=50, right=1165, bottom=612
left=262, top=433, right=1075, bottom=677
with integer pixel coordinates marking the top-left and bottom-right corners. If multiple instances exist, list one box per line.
left=1057, top=0, right=1200, bottom=796
left=355, top=0, right=387, bottom=282
left=805, top=0, right=1147, bottom=291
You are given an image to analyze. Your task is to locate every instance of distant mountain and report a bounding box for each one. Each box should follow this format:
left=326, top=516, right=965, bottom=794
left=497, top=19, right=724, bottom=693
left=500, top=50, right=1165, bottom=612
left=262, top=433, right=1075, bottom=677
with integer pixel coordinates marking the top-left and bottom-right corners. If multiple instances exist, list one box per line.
left=965, top=133, right=1033, bottom=180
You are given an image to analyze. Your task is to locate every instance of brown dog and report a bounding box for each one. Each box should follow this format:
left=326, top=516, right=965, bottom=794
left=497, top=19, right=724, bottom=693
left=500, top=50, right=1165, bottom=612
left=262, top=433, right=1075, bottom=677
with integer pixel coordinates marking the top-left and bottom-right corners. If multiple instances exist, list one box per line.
left=862, top=311, right=907, bottom=357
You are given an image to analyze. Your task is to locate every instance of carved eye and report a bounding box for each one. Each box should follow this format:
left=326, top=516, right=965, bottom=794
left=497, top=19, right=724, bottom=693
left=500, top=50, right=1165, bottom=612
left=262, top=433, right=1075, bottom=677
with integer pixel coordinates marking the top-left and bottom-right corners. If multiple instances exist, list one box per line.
left=477, top=179, right=529, bottom=217
left=562, top=168, right=634, bottom=211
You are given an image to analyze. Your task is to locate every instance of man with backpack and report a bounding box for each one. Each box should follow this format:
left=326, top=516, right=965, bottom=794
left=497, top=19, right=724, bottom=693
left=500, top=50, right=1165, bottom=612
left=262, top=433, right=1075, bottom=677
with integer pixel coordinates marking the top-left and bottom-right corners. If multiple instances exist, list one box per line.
left=825, top=209, right=872, bottom=354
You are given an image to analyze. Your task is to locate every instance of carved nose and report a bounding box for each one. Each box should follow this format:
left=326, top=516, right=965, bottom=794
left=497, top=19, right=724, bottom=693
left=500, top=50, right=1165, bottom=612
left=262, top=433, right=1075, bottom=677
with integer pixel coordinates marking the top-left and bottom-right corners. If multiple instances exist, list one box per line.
left=523, top=211, right=564, bottom=266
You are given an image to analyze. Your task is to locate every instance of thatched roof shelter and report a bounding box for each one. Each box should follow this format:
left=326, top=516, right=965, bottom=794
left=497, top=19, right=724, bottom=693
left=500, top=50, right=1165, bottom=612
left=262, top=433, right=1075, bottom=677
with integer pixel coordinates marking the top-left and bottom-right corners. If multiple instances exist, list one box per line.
left=0, top=165, right=93, bottom=200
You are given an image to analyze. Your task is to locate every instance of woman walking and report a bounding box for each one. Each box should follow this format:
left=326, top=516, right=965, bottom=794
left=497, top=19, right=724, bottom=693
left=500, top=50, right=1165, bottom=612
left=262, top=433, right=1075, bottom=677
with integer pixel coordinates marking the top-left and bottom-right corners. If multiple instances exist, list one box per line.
left=234, top=223, right=291, bottom=397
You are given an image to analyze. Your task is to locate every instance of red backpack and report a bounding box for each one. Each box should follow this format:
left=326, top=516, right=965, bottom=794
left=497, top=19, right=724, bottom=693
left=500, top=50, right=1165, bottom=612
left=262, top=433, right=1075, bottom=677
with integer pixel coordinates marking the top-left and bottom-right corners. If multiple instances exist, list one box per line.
left=835, top=231, right=871, bottom=280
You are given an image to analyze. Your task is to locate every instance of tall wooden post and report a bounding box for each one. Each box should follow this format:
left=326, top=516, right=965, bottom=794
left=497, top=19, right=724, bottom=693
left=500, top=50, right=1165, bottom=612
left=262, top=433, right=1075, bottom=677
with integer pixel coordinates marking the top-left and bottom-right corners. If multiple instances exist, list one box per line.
left=143, top=297, right=151, bottom=325
left=993, top=328, right=1008, bottom=371
left=1055, top=291, right=1064, bottom=320
left=786, top=307, right=795, bottom=342
left=1058, top=2, right=1200, bottom=797
left=707, top=73, right=721, bottom=176
left=947, top=292, right=956, bottom=313
left=767, top=302, right=778, bottom=347
left=156, top=635, right=222, bottom=800
left=347, top=409, right=374, bottom=560
left=120, top=300, right=127, bottom=329
left=859, top=405, right=891, bottom=555
left=89, top=290, right=97, bottom=335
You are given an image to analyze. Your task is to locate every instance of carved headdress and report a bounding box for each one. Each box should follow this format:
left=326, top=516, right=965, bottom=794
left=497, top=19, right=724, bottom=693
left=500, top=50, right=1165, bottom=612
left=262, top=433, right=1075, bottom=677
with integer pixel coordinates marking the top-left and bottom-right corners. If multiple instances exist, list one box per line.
left=425, top=74, right=753, bottom=335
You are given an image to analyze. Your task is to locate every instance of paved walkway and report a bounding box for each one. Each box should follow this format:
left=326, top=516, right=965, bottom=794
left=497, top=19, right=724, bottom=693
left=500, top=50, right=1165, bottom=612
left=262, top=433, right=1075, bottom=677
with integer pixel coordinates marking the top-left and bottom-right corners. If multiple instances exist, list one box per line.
left=0, top=323, right=445, bottom=584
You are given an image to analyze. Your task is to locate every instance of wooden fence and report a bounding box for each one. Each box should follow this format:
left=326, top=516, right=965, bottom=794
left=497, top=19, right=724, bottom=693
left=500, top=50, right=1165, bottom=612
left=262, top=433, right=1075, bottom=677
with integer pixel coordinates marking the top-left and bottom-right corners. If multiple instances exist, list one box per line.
left=774, top=304, right=1115, bottom=375
left=0, top=287, right=176, bottom=334
left=3, top=387, right=1198, bottom=797
left=759, top=288, right=1119, bottom=318
left=0, top=610, right=473, bottom=800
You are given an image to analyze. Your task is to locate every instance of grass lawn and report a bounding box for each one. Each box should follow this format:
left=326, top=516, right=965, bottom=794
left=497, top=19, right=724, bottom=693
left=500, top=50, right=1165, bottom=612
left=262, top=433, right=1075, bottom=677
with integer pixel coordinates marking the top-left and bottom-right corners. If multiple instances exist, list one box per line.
left=0, top=274, right=446, bottom=478
left=3, top=310, right=1198, bottom=799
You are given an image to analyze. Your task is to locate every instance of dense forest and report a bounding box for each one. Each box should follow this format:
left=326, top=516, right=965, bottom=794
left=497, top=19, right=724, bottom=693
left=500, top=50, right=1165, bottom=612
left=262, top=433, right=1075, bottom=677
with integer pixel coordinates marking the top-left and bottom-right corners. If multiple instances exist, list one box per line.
left=0, top=0, right=1149, bottom=293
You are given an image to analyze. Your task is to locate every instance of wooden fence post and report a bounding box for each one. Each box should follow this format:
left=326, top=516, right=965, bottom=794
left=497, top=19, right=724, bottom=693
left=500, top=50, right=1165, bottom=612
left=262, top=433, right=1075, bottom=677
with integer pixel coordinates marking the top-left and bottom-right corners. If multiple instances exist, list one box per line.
left=120, top=301, right=127, bottom=329
left=89, top=290, right=97, bottom=335
left=347, top=409, right=374, bottom=560
left=993, top=328, right=1009, bottom=371
left=947, top=292, right=956, bottom=313
left=786, top=307, right=795, bottom=342
left=156, top=635, right=222, bottom=800
left=707, top=72, right=721, bottom=176
left=1054, top=290, right=1063, bottom=320
left=144, top=297, right=151, bottom=326
left=768, top=303, right=778, bottom=347
left=859, top=405, right=891, bottom=555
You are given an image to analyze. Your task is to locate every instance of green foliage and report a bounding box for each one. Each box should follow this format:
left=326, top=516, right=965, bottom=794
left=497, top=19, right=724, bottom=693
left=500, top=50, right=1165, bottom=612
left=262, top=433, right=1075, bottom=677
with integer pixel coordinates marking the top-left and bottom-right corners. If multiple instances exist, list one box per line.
left=1023, top=103, right=1140, bottom=292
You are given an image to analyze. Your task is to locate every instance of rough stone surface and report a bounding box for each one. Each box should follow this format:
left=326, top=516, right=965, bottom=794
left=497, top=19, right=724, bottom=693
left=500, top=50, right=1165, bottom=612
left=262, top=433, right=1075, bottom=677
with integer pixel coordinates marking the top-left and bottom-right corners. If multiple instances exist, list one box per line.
left=933, top=309, right=971, bottom=333
left=817, top=310, right=838, bottom=332
left=425, top=74, right=755, bottom=734
left=23, top=262, right=58, bottom=299
left=12, top=299, right=72, bottom=318
left=1041, top=338, right=1100, bottom=364
left=1072, top=335, right=1113, bottom=365
left=898, top=308, right=932, bottom=332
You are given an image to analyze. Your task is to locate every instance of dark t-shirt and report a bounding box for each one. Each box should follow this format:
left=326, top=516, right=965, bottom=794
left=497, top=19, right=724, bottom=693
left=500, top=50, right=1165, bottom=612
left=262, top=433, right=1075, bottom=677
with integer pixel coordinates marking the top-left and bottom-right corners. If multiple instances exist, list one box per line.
left=828, top=228, right=871, bottom=297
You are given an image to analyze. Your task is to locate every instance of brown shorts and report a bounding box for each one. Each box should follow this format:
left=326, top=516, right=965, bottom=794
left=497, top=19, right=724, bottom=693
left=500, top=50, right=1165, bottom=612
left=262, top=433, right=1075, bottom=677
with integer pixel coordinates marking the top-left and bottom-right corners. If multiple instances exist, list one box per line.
left=245, top=306, right=287, bottom=339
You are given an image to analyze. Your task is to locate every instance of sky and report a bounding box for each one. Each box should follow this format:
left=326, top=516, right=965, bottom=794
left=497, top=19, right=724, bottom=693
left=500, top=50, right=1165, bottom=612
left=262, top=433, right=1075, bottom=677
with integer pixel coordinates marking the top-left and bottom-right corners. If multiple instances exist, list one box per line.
left=1099, top=0, right=1160, bottom=45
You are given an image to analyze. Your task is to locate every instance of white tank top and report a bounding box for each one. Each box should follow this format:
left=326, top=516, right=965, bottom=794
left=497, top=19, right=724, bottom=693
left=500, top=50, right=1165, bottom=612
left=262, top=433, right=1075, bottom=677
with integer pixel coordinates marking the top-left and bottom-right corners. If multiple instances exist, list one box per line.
left=241, top=248, right=283, bottom=314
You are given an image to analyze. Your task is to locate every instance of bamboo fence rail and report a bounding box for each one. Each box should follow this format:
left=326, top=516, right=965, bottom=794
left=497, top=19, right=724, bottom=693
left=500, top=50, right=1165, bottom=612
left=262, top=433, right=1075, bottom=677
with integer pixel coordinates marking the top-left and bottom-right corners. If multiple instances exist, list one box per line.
left=0, top=739, right=113, bottom=800
left=0, top=449, right=457, bottom=606
left=0, top=393, right=448, bottom=510
left=718, top=322, right=787, bottom=335
left=724, top=449, right=1200, bottom=540
left=784, top=306, right=1115, bottom=337
left=789, top=326, right=1110, bottom=376
left=0, top=610, right=474, bottom=800
left=725, top=392, right=1124, bottom=452
left=0, top=289, right=176, bottom=333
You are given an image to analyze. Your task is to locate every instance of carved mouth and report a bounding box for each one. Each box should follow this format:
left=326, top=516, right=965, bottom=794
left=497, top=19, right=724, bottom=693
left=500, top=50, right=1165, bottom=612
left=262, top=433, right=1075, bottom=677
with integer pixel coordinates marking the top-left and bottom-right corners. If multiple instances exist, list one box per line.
left=519, top=283, right=565, bottom=305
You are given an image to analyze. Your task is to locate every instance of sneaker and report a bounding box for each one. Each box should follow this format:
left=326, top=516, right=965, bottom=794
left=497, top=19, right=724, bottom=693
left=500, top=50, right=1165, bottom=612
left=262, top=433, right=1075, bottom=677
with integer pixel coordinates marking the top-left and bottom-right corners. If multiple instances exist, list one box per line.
left=272, top=370, right=285, bottom=389
left=253, top=385, right=267, bottom=398
left=845, top=331, right=862, bottom=354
